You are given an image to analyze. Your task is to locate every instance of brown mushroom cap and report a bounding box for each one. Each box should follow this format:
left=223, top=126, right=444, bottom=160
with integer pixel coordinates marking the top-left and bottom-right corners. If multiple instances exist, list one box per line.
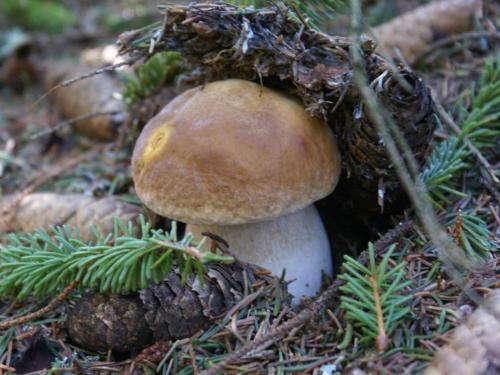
left=132, top=79, right=341, bottom=225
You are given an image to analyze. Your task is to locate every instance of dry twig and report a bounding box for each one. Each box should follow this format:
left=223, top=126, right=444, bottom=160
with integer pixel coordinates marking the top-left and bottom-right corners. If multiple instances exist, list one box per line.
left=30, top=110, right=122, bottom=140
left=44, top=63, right=128, bottom=140
left=0, top=281, right=79, bottom=330
left=31, top=59, right=133, bottom=111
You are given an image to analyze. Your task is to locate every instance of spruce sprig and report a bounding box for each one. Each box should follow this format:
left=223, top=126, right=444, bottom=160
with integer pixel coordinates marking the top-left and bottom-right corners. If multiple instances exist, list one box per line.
left=459, top=67, right=500, bottom=149
left=0, top=217, right=233, bottom=300
left=419, top=138, right=468, bottom=207
left=339, top=244, right=412, bottom=352
left=420, top=57, right=500, bottom=205
left=479, top=56, right=500, bottom=87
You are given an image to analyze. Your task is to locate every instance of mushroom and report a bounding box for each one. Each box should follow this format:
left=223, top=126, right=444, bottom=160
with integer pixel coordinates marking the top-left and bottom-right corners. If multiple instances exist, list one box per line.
left=132, top=79, right=341, bottom=299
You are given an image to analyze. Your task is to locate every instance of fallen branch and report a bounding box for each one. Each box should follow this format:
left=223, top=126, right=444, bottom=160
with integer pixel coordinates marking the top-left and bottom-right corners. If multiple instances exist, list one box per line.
left=30, top=110, right=122, bottom=140
left=357, top=220, right=413, bottom=264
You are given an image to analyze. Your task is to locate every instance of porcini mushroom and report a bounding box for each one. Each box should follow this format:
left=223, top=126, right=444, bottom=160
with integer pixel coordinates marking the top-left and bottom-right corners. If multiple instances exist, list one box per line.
left=132, top=79, right=341, bottom=299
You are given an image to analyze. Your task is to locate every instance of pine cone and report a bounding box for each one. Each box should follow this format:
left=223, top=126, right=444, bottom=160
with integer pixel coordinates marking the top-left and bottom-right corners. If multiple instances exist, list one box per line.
left=67, top=262, right=272, bottom=353
left=373, top=0, right=483, bottom=64
left=44, top=62, right=127, bottom=141
left=335, top=69, right=435, bottom=213
left=2, top=193, right=144, bottom=242
left=425, top=290, right=500, bottom=375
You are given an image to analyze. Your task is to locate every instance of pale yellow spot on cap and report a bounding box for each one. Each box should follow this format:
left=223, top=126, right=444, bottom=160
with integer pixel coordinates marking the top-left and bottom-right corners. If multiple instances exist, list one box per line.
left=141, top=127, right=172, bottom=164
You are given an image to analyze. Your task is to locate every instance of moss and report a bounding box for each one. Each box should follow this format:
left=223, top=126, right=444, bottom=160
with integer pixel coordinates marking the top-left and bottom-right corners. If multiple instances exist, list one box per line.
left=0, top=0, right=75, bottom=34
left=123, top=51, right=182, bottom=106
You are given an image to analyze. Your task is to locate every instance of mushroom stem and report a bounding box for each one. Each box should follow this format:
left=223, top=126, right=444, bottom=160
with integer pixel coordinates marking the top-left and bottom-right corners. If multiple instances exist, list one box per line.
left=186, top=205, right=332, bottom=301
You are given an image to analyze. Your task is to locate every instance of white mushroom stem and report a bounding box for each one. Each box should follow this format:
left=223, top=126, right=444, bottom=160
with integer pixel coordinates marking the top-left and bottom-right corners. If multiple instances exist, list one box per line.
left=186, top=205, right=333, bottom=301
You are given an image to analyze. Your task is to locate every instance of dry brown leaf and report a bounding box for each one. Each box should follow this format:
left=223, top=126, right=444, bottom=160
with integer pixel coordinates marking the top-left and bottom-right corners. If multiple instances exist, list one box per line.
left=425, top=290, right=500, bottom=375
left=373, top=0, right=483, bottom=64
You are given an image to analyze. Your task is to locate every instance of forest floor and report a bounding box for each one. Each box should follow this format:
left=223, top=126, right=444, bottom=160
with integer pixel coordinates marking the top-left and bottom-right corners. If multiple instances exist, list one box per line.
left=0, top=1, right=498, bottom=374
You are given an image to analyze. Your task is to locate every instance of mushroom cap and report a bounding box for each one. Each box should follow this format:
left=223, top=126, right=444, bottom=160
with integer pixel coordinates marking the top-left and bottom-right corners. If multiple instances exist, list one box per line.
left=132, top=79, right=341, bottom=225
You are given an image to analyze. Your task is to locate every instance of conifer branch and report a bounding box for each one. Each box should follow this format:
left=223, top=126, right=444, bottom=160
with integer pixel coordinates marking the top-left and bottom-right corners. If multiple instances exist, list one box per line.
left=420, top=57, right=500, bottom=204
left=419, top=138, right=468, bottom=208
left=416, top=58, right=499, bottom=261
left=338, top=244, right=412, bottom=352
left=0, top=217, right=234, bottom=301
